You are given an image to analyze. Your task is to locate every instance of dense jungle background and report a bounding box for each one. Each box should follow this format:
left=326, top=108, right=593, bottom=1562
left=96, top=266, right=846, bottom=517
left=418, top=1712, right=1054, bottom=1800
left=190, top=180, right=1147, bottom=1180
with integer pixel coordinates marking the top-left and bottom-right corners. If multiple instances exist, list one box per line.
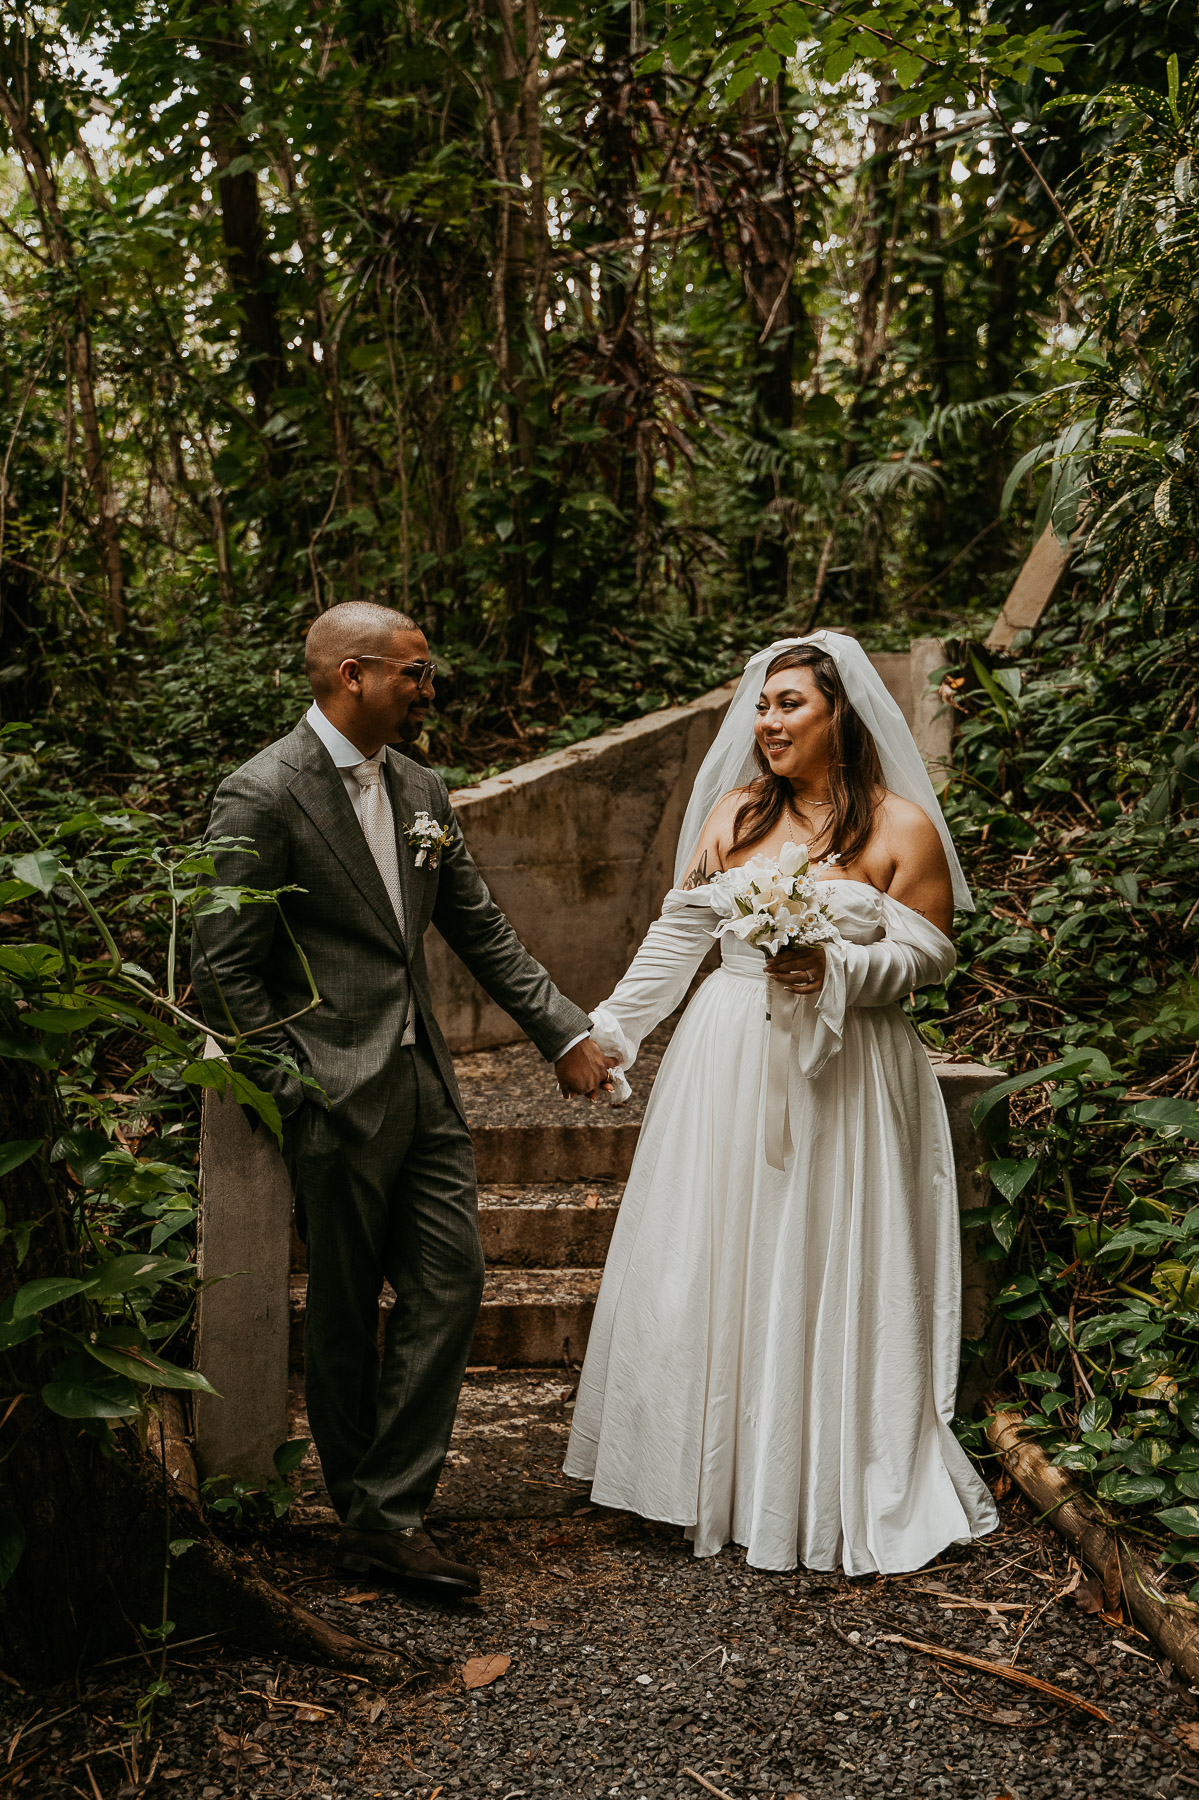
left=2, top=0, right=1199, bottom=1689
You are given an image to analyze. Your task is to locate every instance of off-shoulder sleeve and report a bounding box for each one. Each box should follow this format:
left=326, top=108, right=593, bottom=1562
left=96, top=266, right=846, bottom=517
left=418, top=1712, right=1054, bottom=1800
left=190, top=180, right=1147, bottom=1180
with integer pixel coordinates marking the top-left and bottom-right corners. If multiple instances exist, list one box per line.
left=590, top=887, right=719, bottom=1099
left=798, top=894, right=956, bottom=1078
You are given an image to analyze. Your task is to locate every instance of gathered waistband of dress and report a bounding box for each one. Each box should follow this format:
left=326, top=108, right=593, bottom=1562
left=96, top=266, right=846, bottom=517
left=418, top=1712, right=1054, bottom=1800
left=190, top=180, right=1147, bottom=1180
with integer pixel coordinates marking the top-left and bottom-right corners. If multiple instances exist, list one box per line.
left=717, top=959, right=767, bottom=984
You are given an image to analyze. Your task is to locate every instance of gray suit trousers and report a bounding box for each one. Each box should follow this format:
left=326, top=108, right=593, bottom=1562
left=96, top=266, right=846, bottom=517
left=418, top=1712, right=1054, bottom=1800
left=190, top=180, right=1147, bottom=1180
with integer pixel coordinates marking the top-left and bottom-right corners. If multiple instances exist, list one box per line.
left=285, top=1031, right=483, bottom=1530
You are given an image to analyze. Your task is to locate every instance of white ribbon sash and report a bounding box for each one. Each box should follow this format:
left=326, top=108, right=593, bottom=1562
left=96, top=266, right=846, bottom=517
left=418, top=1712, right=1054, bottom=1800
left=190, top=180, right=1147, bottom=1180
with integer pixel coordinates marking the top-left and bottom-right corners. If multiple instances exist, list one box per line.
left=765, top=986, right=800, bottom=1171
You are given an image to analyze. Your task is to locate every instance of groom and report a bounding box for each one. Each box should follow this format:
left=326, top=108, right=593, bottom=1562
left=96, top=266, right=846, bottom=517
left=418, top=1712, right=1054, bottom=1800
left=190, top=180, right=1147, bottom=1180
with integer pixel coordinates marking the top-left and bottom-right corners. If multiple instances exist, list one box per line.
left=191, top=601, right=609, bottom=1597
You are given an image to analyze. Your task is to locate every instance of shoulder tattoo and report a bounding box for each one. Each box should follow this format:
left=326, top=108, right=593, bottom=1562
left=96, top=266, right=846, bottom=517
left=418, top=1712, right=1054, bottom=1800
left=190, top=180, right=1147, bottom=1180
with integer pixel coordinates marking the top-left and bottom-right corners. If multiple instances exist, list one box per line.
left=681, top=850, right=712, bottom=891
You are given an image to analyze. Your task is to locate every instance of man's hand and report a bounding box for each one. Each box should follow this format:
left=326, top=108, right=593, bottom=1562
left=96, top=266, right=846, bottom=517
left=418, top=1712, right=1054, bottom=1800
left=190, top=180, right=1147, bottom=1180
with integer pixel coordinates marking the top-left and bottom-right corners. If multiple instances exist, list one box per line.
left=764, top=942, right=827, bottom=996
left=555, top=1037, right=616, bottom=1100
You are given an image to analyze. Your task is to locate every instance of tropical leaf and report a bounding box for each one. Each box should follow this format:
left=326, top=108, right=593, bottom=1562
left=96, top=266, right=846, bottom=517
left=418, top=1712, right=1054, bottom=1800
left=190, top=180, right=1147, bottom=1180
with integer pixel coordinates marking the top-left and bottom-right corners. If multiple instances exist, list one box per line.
left=82, top=1336, right=218, bottom=1395
left=970, top=1050, right=1111, bottom=1128
left=0, top=1140, right=41, bottom=1178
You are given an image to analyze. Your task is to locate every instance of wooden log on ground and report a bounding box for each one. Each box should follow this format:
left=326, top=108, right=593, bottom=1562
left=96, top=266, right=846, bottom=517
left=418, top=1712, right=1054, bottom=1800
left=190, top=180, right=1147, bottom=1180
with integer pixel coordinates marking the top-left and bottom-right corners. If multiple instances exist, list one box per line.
left=987, top=1406, right=1199, bottom=1683
left=147, top=1391, right=201, bottom=1508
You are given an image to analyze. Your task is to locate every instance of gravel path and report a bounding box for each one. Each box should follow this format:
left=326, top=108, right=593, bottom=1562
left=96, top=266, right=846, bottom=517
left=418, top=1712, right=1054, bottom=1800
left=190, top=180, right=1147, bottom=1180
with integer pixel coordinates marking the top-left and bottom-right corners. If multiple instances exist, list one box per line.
left=13, top=1495, right=1199, bottom=1799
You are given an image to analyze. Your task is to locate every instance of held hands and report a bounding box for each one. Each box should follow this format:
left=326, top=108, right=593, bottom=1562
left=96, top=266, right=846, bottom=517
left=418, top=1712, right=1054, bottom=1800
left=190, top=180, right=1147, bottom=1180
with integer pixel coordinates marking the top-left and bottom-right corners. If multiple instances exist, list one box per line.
left=555, top=1037, right=619, bottom=1101
left=764, top=942, right=827, bottom=997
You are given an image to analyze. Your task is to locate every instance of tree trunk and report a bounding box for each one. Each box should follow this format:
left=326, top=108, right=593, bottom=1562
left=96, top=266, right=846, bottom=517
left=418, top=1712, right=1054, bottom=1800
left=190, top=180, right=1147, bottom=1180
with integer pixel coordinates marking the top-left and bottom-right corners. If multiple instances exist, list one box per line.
left=984, top=227, right=1022, bottom=513
left=844, top=89, right=903, bottom=617
left=213, top=128, right=288, bottom=430
left=0, top=52, right=125, bottom=637
left=735, top=77, right=798, bottom=606
left=591, top=13, right=636, bottom=545
left=178, top=2, right=288, bottom=432
left=921, top=152, right=950, bottom=577
left=848, top=106, right=901, bottom=411
left=987, top=1407, right=1199, bottom=1684
left=520, top=0, right=550, bottom=349
left=596, top=14, right=633, bottom=342
left=271, top=137, right=362, bottom=599
left=0, top=385, right=53, bottom=719
left=842, top=81, right=905, bottom=532
left=0, top=1057, right=405, bottom=1686
left=925, top=156, right=949, bottom=409
left=487, top=0, right=537, bottom=641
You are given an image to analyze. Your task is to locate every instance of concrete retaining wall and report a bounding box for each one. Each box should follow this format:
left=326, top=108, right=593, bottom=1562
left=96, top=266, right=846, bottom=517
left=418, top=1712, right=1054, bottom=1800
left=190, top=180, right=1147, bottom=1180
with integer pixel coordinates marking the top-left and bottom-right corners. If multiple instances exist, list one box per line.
left=194, top=1074, right=292, bottom=1484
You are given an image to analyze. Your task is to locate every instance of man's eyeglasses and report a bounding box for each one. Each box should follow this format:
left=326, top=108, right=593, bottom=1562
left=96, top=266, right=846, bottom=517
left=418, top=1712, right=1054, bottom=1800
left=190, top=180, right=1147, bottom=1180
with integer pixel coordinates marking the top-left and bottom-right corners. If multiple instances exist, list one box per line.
left=355, top=655, right=437, bottom=688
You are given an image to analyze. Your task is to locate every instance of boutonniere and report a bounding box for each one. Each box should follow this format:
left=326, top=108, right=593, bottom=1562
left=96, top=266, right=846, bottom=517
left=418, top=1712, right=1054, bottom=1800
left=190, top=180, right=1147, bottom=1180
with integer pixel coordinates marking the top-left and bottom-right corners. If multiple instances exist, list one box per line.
left=402, top=810, right=454, bottom=870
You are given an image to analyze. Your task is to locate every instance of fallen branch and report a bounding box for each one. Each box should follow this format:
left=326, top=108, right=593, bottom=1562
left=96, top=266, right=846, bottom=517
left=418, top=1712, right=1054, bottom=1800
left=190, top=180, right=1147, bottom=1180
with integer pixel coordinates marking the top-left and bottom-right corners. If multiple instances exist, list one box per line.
left=987, top=1406, right=1199, bottom=1684
left=910, top=1588, right=1025, bottom=1613
left=682, top=1771, right=736, bottom=1800
left=877, top=1634, right=1111, bottom=1722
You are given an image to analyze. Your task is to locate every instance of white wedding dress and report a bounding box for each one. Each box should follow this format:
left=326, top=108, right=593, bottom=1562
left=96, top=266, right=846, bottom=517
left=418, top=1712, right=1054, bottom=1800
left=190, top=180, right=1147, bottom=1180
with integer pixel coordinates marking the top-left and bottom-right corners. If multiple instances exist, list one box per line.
left=563, top=876, right=999, bottom=1575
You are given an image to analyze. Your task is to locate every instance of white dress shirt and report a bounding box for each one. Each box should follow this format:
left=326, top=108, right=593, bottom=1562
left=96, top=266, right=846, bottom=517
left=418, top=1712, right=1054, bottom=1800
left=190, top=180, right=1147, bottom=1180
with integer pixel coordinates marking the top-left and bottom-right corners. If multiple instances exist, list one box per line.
left=304, top=701, right=588, bottom=1065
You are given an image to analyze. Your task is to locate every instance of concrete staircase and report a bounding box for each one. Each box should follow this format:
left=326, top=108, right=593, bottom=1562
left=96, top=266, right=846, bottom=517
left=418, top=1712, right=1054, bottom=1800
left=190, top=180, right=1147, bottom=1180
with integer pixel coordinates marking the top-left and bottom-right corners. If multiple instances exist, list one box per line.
left=286, top=1030, right=672, bottom=1384
left=284, top=1030, right=681, bottom=1518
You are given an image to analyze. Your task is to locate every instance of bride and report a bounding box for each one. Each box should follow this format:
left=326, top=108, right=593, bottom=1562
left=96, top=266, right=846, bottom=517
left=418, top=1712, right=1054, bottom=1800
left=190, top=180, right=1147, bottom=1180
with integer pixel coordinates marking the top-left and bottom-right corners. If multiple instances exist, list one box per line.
left=563, top=632, right=999, bottom=1575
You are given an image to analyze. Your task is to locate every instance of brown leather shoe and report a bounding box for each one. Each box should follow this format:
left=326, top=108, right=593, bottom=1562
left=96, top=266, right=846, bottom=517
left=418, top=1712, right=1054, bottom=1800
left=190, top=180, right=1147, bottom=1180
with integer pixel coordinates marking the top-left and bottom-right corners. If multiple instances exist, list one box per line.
left=334, top=1525, right=481, bottom=1598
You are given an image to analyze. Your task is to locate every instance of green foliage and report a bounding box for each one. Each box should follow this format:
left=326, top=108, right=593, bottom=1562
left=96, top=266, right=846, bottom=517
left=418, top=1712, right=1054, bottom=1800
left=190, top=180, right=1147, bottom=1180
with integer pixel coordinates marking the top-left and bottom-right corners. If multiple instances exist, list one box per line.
left=921, top=53, right=1199, bottom=1581
left=0, top=735, right=304, bottom=1541
left=0, top=0, right=1084, bottom=777
left=641, top=0, right=1078, bottom=113
left=200, top=1439, right=316, bottom=1528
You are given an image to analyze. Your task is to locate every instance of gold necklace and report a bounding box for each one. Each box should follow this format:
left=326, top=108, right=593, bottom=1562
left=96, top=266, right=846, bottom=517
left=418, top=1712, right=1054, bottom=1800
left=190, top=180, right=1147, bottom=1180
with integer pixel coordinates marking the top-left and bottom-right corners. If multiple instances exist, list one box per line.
left=785, top=792, right=833, bottom=840
left=785, top=804, right=832, bottom=846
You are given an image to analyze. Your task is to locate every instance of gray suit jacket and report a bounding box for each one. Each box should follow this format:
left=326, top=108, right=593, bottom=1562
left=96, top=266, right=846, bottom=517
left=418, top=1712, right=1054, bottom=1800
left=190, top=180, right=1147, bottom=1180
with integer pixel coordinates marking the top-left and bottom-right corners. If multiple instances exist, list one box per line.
left=190, top=718, right=590, bottom=1127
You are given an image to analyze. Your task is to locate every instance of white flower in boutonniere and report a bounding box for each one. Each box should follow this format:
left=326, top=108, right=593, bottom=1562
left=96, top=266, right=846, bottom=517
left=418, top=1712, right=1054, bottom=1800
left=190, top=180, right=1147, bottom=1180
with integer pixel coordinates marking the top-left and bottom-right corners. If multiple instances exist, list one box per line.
left=402, top=811, right=454, bottom=870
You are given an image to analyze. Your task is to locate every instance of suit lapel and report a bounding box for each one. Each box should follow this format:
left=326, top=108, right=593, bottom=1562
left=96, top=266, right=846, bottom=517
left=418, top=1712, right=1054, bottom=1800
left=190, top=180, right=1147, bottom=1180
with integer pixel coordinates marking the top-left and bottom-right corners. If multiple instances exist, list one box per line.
left=285, top=731, right=407, bottom=954
left=384, top=752, right=422, bottom=952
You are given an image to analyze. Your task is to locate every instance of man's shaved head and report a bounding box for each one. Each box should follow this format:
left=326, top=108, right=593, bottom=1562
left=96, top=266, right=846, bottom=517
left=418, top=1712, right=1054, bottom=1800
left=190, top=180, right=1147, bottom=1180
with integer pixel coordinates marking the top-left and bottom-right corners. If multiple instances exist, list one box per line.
left=304, top=602, right=418, bottom=697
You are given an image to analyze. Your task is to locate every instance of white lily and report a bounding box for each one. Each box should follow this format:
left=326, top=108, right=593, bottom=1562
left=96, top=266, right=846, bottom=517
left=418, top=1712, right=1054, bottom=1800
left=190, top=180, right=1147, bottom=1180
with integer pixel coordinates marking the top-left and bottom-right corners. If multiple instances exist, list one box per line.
left=777, top=839, right=809, bottom=879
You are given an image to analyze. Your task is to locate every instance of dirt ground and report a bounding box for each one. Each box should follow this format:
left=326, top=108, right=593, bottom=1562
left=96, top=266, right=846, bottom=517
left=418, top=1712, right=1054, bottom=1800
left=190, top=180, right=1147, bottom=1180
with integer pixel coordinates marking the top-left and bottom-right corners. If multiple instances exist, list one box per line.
left=8, top=1486, right=1199, bottom=1800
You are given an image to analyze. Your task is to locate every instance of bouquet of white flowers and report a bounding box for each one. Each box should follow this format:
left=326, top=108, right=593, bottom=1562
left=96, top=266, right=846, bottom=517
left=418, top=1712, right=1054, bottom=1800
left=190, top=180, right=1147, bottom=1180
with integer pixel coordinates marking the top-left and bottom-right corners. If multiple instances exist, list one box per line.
left=709, top=839, right=840, bottom=958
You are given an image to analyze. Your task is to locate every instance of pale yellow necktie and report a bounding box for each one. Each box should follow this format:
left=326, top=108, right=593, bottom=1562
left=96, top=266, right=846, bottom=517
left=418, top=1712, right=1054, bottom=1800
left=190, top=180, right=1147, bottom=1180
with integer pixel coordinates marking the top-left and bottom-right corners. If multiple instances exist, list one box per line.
left=352, top=758, right=405, bottom=938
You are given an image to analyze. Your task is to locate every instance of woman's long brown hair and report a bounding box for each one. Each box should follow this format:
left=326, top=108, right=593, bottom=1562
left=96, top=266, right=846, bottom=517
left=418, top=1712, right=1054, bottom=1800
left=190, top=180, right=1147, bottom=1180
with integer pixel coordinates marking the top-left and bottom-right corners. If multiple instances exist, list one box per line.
left=730, top=644, right=884, bottom=866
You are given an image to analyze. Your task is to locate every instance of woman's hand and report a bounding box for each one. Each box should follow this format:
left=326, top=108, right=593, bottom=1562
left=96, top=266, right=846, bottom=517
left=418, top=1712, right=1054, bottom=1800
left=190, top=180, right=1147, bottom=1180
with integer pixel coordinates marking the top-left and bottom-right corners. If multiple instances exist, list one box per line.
left=764, top=943, right=826, bottom=996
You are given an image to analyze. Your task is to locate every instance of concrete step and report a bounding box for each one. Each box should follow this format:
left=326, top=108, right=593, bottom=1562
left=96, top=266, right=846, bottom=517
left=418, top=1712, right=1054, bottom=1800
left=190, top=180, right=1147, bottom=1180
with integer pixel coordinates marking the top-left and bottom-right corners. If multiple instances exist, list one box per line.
left=452, top=1026, right=674, bottom=1132
left=477, top=1181, right=621, bottom=1267
left=454, top=1026, right=674, bottom=1184
left=291, top=1181, right=623, bottom=1273
left=289, top=1265, right=602, bottom=1374
left=471, top=1266, right=602, bottom=1367
left=473, top=1122, right=639, bottom=1184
